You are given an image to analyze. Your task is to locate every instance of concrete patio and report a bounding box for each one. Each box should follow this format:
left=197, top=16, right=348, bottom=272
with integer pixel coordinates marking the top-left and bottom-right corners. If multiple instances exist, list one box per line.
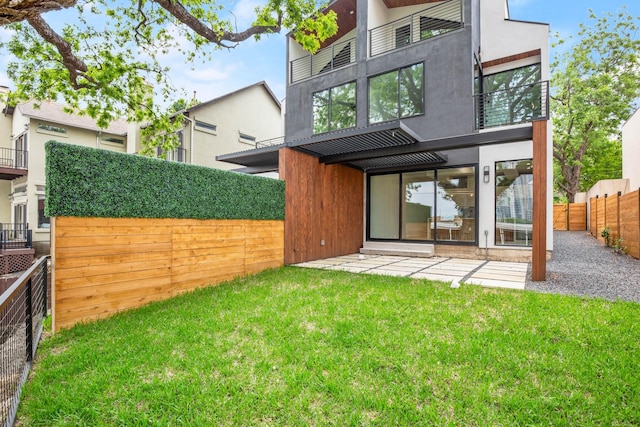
left=294, top=254, right=528, bottom=290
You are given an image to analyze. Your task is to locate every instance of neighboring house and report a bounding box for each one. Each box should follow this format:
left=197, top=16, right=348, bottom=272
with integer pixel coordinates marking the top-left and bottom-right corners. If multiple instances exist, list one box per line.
left=220, top=0, right=553, bottom=268
left=128, top=81, right=283, bottom=176
left=0, top=94, right=128, bottom=255
left=622, top=108, right=640, bottom=191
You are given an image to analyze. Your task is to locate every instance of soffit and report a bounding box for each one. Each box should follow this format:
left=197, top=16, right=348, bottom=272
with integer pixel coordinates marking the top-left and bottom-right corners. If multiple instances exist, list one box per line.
left=318, top=0, right=357, bottom=49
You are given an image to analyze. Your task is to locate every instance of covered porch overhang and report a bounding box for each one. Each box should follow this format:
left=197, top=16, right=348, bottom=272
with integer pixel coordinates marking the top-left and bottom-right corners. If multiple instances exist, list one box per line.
left=217, top=121, right=535, bottom=173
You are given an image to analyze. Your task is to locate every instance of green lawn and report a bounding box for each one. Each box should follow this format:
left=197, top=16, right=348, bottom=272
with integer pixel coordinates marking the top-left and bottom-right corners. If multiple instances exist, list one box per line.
left=18, top=267, right=640, bottom=426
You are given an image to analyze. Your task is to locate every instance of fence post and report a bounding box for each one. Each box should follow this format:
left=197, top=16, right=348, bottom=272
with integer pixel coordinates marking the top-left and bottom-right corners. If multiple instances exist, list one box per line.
left=25, top=278, right=33, bottom=362
left=565, top=202, right=569, bottom=230
left=617, top=191, right=622, bottom=242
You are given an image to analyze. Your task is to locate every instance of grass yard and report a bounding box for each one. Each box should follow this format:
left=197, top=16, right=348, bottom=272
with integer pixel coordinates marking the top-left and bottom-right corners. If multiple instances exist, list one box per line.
left=18, top=267, right=640, bottom=426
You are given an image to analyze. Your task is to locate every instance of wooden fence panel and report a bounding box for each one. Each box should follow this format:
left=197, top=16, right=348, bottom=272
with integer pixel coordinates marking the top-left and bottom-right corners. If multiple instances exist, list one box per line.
left=619, top=190, right=640, bottom=259
left=553, top=204, right=568, bottom=230
left=53, top=217, right=284, bottom=331
left=553, top=204, right=586, bottom=231
left=605, top=194, right=620, bottom=243
left=589, top=199, right=597, bottom=237
left=596, top=197, right=606, bottom=244
left=568, top=203, right=587, bottom=231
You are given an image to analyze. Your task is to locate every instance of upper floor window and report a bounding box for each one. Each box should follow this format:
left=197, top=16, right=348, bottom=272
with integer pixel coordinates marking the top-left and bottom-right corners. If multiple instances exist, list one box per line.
left=313, top=81, right=356, bottom=134
left=37, top=123, right=67, bottom=135
left=101, top=136, right=124, bottom=145
left=369, top=63, right=424, bottom=124
left=195, top=120, right=217, bottom=134
left=476, top=63, right=543, bottom=129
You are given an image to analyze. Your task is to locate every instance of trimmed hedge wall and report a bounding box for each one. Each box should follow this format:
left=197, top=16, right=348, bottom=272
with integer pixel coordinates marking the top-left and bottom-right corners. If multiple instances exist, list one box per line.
left=45, top=141, right=284, bottom=220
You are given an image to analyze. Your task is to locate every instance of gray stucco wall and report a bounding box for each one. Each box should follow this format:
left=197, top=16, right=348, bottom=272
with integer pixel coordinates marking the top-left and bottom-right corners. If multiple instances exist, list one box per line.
left=284, top=0, right=477, bottom=167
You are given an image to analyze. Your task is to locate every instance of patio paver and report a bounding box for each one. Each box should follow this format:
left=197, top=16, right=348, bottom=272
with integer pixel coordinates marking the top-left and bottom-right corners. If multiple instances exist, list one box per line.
left=294, top=254, right=528, bottom=290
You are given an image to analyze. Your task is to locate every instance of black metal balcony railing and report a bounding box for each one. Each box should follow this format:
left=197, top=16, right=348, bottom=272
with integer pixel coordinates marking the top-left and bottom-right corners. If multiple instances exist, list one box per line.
left=0, top=256, right=49, bottom=427
left=290, top=37, right=356, bottom=83
left=474, top=81, right=549, bottom=130
left=0, top=224, right=32, bottom=251
left=369, top=0, right=463, bottom=57
left=0, top=148, right=28, bottom=170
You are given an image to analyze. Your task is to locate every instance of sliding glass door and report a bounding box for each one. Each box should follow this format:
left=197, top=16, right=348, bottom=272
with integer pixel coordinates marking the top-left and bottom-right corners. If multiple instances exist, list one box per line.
left=368, top=166, right=476, bottom=243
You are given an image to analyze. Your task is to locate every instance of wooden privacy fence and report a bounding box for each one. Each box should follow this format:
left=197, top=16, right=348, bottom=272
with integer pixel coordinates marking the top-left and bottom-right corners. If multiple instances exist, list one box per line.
left=589, top=190, right=640, bottom=259
left=52, top=217, right=284, bottom=332
left=553, top=203, right=587, bottom=231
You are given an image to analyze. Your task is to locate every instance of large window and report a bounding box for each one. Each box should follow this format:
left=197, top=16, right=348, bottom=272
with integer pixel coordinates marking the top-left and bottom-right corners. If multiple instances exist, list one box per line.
left=477, top=64, right=542, bottom=128
left=368, top=166, right=476, bottom=243
left=369, top=63, right=424, bottom=124
left=313, top=82, right=356, bottom=134
left=495, top=159, right=533, bottom=246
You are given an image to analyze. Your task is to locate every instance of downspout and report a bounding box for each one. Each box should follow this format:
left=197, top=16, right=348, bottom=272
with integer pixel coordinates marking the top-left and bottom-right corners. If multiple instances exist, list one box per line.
left=181, top=113, right=195, bottom=164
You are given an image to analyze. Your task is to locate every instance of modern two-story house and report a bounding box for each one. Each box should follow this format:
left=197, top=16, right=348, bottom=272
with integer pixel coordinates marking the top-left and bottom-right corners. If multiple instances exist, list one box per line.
left=220, top=0, right=553, bottom=278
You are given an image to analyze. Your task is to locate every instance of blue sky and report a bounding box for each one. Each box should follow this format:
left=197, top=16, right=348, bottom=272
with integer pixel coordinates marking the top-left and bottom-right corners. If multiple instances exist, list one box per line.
left=1, top=0, right=639, bottom=104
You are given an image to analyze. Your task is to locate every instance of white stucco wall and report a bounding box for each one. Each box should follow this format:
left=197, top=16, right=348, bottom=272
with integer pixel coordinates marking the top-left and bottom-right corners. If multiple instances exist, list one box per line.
left=622, top=108, right=640, bottom=191
left=479, top=140, right=552, bottom=251
left=186, top=84, right=282, bottom=171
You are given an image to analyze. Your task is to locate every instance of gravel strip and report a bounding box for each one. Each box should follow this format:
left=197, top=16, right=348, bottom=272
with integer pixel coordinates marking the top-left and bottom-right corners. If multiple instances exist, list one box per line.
left=526, top=231, right=640, bottom=303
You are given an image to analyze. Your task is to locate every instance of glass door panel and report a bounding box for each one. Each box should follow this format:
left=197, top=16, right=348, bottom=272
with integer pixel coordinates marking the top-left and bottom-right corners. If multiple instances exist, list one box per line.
left=402, top=171, right=435, bottom=240
left=370, top=174, right=400, bottom=239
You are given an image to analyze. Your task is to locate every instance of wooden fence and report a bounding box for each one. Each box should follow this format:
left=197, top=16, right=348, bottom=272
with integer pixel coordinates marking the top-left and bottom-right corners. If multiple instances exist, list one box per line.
left=589, top=190, right=640, bottom=259
left=553, top=203, right=587, bottom=231
left=52, top=217, right=284, bottom=332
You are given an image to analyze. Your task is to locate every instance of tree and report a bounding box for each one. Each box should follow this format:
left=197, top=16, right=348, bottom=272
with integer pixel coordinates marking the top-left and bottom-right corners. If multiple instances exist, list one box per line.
left=552, top=8, right=640, bottom=202
left=0, top=0, right=337, bottom=151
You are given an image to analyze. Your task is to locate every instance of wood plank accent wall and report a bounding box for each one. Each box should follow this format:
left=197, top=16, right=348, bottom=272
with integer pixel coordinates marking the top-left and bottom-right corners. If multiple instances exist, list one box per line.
left=280, top=148, right=364, bottom=265
left=589, top=190, right=640, bottom=259
left=553, top=204, right=587, bottom=231
left=52, top=217, right=284, bottom=332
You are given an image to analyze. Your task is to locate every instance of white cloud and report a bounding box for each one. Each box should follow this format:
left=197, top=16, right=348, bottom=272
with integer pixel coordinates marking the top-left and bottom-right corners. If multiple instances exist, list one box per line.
left=231, top=0, right=267, bottom=28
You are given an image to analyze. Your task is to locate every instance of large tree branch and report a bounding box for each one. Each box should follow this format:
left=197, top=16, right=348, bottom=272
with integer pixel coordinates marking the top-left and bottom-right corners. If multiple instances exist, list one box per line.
left=26, top=13, right=93, bottom=89
left=0, top=0, right=76, bottom=25
left=153, top=0, right=281, bottom=48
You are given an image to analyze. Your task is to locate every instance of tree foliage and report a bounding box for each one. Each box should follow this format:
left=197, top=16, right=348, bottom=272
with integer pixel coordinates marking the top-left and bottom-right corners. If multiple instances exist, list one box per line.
left=0, top=0, right=337, bottom=151
left=551, top=8, right=640, bottom=202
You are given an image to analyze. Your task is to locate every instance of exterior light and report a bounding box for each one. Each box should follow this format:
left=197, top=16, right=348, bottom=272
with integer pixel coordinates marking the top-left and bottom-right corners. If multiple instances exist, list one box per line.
left=483, top=166, right=490, bottom=183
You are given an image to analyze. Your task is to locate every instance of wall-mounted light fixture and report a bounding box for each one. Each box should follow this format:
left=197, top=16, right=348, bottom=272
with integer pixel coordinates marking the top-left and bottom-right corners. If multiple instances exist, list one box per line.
left=483, top=166, right=490, bottom=183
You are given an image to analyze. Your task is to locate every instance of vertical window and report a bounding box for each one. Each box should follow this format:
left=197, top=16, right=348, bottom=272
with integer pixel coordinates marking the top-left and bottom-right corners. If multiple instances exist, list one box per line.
left=478, top=64, right=542, bottom=128
left=38, top=195, right=50, bottom=229
left=369, top=63, right=424, bottom=124
left=402, top=171, right=435, bottom=240
left=313, top=82, right=356, bottom=134
left=435, top=167, right=475, bottom=242
left=369, top=174, right=400, bottom=239
left=495, top=159, right=533, bottom=246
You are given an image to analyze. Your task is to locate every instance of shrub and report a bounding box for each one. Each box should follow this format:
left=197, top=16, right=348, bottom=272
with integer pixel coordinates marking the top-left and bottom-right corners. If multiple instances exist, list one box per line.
left=45, top=141, right=284, bottom=220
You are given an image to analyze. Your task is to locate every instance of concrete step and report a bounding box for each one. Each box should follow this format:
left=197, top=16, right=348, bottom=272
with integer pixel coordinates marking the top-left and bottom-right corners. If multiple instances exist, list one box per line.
left=360, top=242, right=434, bottom=258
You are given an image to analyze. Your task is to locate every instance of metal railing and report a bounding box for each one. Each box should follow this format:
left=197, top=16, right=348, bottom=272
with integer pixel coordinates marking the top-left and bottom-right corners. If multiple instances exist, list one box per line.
left=255, top=136, right=285, bottom=149
left=290, top=37, right=356, bottom=83
left=0, top=256, right=49, bottom=427
left=0, top=148, right=28, bottom=170
left=0, top=224, right=32, bottom=251
left=369, top=0, right=463, bottom=57
left=165, top=147, right=187, bottom=163
left=474, top=80, right=549, bottom=129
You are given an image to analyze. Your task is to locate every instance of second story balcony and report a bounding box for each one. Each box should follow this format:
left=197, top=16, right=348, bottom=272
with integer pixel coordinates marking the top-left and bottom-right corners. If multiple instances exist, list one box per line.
left=474, top=80, right=549, bottom=130
left=0, top=148, right=28, bottom=180
left=290, top=37, right=356, bottom=84
left=369, top=0, right=463, bottom=57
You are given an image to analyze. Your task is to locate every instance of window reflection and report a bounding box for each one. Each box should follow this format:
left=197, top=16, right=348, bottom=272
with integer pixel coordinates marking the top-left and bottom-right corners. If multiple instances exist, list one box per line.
left=495, top=159, right=533, bottom=246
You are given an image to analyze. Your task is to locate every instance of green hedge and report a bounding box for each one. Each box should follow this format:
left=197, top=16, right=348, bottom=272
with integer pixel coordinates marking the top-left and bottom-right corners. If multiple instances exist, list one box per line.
left=45, top=141, right=284, bottom=220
